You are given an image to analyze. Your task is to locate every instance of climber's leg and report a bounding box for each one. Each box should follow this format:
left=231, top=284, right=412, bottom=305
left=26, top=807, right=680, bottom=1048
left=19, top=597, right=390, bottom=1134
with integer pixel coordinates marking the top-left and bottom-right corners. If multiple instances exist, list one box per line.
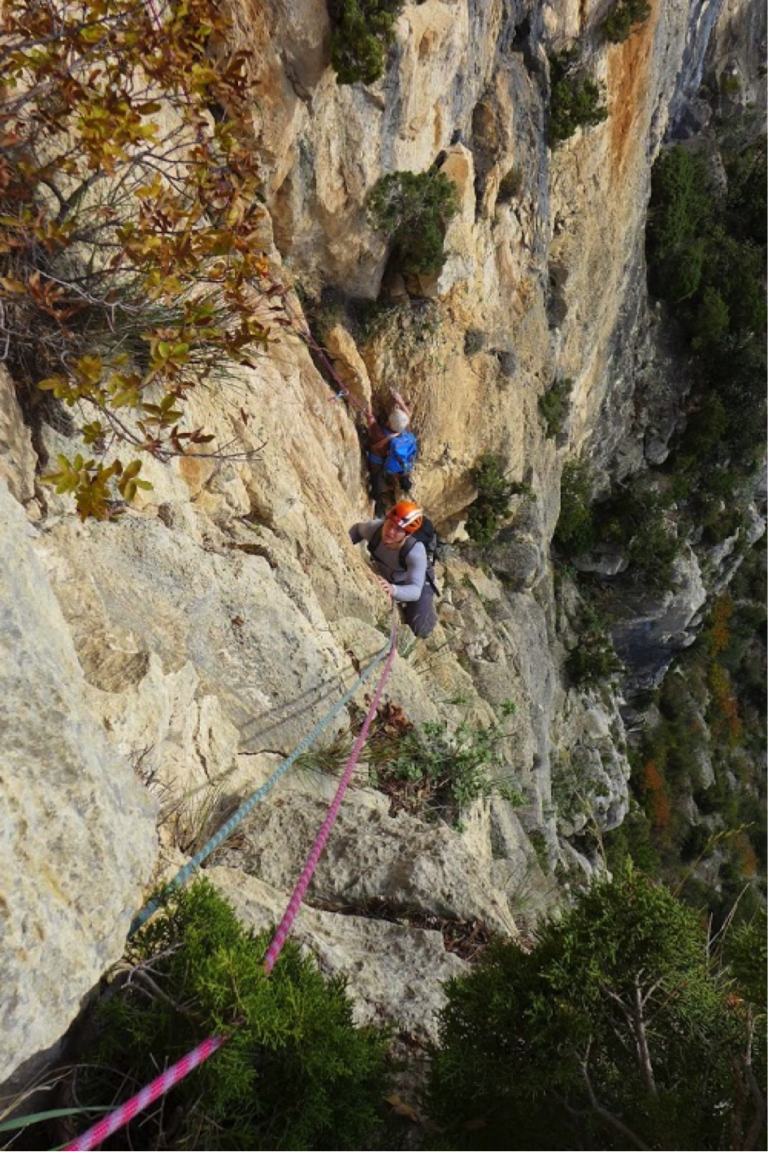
left=403, top=584, right=437, bottom=639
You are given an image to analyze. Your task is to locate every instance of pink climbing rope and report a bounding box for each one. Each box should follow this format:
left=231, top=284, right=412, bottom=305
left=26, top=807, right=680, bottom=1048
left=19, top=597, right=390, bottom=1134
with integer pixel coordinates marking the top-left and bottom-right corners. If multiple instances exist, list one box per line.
left=64, top=611, right=397, bottom=1151
left=63, top=1035, right=227, bottom=1151
left=263, top=609, right=398, bottom=973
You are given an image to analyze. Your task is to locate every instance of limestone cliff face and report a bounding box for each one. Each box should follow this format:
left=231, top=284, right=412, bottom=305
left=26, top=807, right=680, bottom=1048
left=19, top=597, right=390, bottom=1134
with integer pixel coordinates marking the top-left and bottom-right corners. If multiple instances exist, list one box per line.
left=1, top=0, right=761, bottom=1091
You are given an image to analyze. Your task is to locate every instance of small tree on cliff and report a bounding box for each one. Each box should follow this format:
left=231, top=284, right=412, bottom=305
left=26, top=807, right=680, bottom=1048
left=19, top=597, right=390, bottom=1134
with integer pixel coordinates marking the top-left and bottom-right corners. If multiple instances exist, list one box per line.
left=367, top=169, right=458, bottom=276
left=328, top=0, right=404, bottom=85
left=429, top=865, right=766, bottom=1150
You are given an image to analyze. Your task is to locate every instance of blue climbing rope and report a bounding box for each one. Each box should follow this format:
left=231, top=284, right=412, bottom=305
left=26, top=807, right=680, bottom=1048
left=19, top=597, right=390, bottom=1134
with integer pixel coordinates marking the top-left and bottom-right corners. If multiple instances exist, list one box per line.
left=128, top=638, right=391, bottom=936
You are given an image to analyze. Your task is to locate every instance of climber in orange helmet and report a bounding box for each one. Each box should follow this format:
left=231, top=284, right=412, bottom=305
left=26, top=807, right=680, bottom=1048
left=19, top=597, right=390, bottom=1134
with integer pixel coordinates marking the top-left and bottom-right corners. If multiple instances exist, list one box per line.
left=349, top=500, right=437, bottom=638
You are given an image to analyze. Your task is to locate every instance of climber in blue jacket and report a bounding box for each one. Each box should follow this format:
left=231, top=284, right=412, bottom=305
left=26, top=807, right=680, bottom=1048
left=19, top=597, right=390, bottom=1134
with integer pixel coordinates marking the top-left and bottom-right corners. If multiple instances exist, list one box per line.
left=365, top=390, right=418, bottom=517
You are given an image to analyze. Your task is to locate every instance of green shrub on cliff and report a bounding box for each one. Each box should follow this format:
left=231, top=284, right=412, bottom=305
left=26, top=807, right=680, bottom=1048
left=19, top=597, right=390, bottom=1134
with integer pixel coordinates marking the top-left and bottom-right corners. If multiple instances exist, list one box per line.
left=329, top=0, right=404, bottom=85
left=79, top=880, right=389, bottom=1150
left=539, top=376, right=573, bottom=438
left=554, top=459, right=596, bottom=556
left=602, top=0, right=651, bottom=43
left=466, top=453, right=528, bottom=546
left=548, top=51, right=608, bottom=145
left=366, top=705, right=521, bottom=826
left=429, top=866, right=766, bottom=1151
left=368, top=169, right=458, bottom=275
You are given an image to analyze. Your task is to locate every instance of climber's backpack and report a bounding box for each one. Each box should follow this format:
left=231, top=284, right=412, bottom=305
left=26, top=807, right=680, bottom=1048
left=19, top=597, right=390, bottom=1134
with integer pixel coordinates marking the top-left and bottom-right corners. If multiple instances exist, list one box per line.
left=368, top=517, right=440, bottom=595
left=383, top=430, right=418, bottom=475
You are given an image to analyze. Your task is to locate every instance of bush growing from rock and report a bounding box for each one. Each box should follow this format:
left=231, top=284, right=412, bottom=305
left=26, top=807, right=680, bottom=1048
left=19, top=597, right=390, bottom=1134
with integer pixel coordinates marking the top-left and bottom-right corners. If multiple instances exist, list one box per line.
left=429, top=866, right=766, bottom=1151
left=567, top=630, right=622, bottom=685
left=0, top=0, right=284, bottom=521
left=463, top=327, right=485, bottom=355
left=554, top=459, right=596, bottom=556
left=602, top=0, right=651, bottom=43
left=78, top=880, right=389, bottom=1150
left=647, top=146, right=712, bottom=263
left=367, top=169, right=458, bottom=276
left=328, top=0, right=404, bottom=86
left=366, top=704, right=521, bottom=826
left=466, top=453, right=527, bottom=546
left=548, top=50, right=608, bottom=145
left=566, top=599, right=622, bottom=685
left=598, top=485, right=680, bottom=590
left=538, top=376, right=573, bottom=438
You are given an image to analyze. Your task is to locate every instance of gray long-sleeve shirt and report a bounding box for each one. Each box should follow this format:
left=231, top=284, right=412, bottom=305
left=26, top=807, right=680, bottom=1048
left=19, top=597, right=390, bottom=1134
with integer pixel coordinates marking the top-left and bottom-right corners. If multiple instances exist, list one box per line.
left=349, top=519, right=427, bottom=603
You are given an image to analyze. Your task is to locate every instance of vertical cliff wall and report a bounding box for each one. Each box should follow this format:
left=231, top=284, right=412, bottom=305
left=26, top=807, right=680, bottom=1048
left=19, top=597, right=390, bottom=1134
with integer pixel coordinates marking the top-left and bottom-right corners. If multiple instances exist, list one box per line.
left=1, top=0, right=762, bottom=1092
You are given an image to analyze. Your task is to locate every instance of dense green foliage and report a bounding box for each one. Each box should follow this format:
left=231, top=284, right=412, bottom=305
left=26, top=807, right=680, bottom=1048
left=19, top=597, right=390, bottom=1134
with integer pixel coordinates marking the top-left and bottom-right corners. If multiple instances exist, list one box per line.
left=599, top=483, right=680, bottom=588
left=538, top=376, right=573, bottom=438
left=80, top=881, right=389, bottom=1150
left=554, top=459, right=596, bottom=555
left=328, top=0, right=403, bottom=85
left=602, top=0, right=651, bottom=42
left=566, top=601, right=623, bottom=685
left=367, top=169, right=458, bottom=276
left=647, top=140, right=766, bottom=475
left=606, top=543, right=766, bottom=928
left=548, top=51, right=608, bottom=145
left=430, top=866, right=766, bottom=1150
left=466, top=453, right=524, bottom=546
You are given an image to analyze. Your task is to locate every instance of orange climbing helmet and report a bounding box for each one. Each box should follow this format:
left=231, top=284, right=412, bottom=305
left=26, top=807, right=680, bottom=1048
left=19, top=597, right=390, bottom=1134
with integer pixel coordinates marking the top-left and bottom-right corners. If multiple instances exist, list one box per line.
left=387, top=501, right=423, bottom=534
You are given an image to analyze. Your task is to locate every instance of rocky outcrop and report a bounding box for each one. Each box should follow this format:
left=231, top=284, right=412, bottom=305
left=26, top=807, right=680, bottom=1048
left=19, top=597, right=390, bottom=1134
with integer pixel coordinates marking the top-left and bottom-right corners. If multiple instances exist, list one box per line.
left=1, top=0, right=761, bottom=1095
left=611, top=546, right=709, bottom=691
left=0, top=480, right=157, bottom=1086
left=209, top=865, right=468, bottom=1043
left=0, top=368, right=39, bottom=517
left=216, top=763, right=518, bottom=935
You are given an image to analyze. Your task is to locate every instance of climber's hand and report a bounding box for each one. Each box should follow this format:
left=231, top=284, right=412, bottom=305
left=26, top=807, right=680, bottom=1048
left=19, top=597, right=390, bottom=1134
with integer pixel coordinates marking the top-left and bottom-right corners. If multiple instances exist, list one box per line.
left=374, top=575, right=393, bottom=602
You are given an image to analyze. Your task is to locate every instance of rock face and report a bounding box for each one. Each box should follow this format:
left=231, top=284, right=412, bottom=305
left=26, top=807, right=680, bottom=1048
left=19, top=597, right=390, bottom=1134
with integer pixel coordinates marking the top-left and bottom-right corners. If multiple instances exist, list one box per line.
left=209, top=866, right=467, bottom=1043
left=1, top=0, right=761, bottom=1093
left=0, top=481, right=157, bottom=1085
left=216, top=765, right=518, bottom=935
left=0, top=367, right=38, bottom=516
left=612, top=546, right=708, bottom=690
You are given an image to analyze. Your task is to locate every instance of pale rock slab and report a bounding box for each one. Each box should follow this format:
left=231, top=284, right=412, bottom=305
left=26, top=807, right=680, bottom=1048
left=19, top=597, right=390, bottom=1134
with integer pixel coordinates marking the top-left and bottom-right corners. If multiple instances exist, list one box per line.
left=209, top=865, right=467, bottom=1042
left=0, top=481, right=157, bottom=1085
left=216, top=772, right=517, bottom=936
left=0, top=366, right=38, bottom=515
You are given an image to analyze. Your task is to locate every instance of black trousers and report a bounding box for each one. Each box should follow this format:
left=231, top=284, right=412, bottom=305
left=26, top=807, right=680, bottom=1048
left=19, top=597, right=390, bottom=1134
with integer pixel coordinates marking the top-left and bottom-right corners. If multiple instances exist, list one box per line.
left=401, top=583, right=437, bottom=638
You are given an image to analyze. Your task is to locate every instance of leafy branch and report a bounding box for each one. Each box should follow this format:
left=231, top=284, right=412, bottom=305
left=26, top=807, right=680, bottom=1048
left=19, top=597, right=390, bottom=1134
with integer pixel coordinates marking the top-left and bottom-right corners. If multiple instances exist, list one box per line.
left=1, top=0, right=287, bottom=519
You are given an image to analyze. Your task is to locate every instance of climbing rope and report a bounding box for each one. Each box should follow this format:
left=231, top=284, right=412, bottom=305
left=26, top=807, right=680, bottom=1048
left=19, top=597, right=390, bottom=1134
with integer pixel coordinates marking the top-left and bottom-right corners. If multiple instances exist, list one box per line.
left=129, top=638, right=391, bottom=936
left=263, top=607, right=397, bottom=972
left=63, top=1036, right=227, bottom=1152
left=64, top=610, right=397, bottom=1152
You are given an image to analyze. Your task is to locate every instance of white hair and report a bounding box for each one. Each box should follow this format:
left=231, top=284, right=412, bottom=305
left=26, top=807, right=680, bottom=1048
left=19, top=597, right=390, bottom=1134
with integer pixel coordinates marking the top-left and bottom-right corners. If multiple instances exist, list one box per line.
left=388, top=408, right=409, bottom=432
